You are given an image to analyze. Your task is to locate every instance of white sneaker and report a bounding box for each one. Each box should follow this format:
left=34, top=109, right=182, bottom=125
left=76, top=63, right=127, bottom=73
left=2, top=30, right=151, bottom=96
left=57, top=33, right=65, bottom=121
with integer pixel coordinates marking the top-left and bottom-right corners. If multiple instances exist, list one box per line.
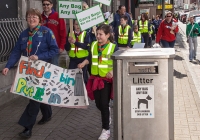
left=98, top=129, right=110, bottom=140
left=109, top=107, right=111, bottom=125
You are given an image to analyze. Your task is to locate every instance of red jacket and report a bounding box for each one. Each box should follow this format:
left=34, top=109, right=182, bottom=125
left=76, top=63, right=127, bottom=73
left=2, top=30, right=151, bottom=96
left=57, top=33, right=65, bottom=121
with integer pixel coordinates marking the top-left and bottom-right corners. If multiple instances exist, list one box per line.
left=42, top=10, right=67, bottom=50
left=156, top=19, right=179, bottom=43
left=86, top=75, right=113, bottom=100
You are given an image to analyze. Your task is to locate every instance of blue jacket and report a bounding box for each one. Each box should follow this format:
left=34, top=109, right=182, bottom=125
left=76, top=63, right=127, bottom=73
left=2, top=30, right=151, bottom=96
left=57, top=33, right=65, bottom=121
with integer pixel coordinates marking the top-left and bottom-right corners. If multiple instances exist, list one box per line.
left=152, top=19, right=162, bottom=29
left=111, top=13, right=133, bottom=31
left=5, top=26, right=59, bottom=69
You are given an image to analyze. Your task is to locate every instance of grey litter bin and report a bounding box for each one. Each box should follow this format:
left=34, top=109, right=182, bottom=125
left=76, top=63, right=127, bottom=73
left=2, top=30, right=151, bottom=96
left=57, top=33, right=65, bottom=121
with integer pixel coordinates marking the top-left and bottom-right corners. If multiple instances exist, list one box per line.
left=111, top=48, right=175, bottom=140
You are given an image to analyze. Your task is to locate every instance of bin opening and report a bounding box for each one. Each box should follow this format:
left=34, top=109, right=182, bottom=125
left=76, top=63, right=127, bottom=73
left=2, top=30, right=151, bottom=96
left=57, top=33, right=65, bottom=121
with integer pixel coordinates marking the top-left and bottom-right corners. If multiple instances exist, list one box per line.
left=129, top=62, right=158, bottom=74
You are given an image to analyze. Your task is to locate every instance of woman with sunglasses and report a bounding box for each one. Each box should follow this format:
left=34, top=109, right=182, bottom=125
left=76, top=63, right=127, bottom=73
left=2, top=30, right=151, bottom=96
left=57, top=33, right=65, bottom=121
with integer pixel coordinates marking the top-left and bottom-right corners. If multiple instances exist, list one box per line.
left=155, top=11, right=179, bottom=48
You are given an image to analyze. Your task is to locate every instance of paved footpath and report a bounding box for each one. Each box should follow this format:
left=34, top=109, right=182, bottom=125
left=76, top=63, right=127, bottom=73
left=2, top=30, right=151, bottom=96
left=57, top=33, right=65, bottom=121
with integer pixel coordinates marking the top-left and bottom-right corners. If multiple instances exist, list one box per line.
left=1, top=34, right=200, bottom=140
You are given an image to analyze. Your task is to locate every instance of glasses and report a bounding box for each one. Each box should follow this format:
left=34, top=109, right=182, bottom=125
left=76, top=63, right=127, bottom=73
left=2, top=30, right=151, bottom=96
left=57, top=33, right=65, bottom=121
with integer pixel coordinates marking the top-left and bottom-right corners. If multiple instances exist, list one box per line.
left=27, top=16, right=39, bottom=19
left=43, top=3, right=50, bottom=6
left=167, top=16, right=172, bottom=17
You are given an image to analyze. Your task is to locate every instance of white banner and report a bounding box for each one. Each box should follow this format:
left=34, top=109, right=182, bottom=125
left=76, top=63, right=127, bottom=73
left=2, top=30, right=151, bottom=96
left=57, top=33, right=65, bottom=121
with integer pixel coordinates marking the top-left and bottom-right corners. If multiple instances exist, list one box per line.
left=131, top=85, right=154, bottom=118
left=11, top=56, right=89, bottom=108
left=94, top=0, right=112, bottom=6
left=76, top=5, right=105, bottom=31
left=58, top=1, right=82, bottom=19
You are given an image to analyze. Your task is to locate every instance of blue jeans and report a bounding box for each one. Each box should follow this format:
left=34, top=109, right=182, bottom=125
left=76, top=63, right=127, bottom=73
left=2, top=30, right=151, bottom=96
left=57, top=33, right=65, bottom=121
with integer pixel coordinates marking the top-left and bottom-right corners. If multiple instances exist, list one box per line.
left=188, top=37, right=197, bottom=61
left=161, top=40, right=175, bottom=48
left=51, top=54, right=59, bottom=66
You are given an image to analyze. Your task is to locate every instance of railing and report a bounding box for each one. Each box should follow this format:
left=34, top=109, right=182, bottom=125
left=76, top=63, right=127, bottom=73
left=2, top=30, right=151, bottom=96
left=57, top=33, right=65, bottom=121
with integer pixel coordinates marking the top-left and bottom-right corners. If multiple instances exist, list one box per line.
left=0, top=18, right=25, bottom=70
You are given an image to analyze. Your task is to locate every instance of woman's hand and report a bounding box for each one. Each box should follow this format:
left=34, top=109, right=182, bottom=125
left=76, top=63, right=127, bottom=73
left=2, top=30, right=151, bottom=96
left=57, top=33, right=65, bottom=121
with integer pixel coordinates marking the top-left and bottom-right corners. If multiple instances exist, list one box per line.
left=106, top=70, right=113, bottom=79
left=2, top=68, right=9, bottom=75
left=77, top=60, right=89, bottom=69
left=29, top=55, right=38, bottom=61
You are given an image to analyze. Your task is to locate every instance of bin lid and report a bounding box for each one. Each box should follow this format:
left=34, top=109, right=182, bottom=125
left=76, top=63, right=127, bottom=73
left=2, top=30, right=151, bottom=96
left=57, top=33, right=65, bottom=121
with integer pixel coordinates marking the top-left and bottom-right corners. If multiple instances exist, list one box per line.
left=111, top=48, right=175, bottom=59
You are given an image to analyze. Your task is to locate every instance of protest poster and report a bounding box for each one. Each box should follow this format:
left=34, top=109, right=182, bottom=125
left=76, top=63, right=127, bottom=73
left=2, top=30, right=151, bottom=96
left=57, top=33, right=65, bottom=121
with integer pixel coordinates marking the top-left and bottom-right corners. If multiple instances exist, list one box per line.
left=94, top=0, right=112, bottom=6
left=75, top=5, right=105, bottom=31
left=58, top=1, right=82, bottom=19
left=10, top=56, right=89, bottom=108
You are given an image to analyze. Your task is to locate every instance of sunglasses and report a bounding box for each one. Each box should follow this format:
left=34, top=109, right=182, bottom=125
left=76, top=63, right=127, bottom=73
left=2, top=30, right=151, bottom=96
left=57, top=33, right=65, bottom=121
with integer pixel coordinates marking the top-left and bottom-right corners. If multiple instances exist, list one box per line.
left=43, top=3, right=51, bottom=6
left=167, top=16, right=172, bottom=17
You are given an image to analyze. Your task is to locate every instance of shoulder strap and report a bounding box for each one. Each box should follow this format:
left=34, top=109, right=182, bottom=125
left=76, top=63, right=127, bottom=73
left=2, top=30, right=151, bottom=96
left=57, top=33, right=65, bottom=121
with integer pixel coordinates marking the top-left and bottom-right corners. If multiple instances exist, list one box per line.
left=188, top=24, right=195, bottom=37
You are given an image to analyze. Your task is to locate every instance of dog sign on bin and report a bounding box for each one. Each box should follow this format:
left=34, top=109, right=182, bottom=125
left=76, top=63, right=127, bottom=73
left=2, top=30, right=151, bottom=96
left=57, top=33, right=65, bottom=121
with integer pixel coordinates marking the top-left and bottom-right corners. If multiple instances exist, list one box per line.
left=131, top=85, right=154, bottom=118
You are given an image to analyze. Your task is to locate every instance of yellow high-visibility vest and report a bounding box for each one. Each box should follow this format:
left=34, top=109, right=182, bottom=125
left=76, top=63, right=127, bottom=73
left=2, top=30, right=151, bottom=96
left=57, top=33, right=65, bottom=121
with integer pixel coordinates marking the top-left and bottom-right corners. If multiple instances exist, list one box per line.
left=118, top=25, right=131, bottom=44
left=139, top=20, right=148, bottom=33
left=68, top=31, right=89, bottom=58
left=91, top=41, right=116, bottom=77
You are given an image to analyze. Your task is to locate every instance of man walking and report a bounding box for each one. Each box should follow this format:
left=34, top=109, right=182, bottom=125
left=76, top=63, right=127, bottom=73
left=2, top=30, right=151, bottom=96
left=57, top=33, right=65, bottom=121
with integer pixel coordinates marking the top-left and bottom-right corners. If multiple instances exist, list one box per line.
left=41, top=0, right=67, bottom=66
left=111, top=5, right=132, bottom=31
left=186, top=16, right=200, bottom=62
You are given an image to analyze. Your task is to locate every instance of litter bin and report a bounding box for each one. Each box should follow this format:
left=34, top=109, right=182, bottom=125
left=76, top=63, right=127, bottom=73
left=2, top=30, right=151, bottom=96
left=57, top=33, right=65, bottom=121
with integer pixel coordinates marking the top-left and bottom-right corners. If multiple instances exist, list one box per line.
left=111, top=48, right=175, bottom=140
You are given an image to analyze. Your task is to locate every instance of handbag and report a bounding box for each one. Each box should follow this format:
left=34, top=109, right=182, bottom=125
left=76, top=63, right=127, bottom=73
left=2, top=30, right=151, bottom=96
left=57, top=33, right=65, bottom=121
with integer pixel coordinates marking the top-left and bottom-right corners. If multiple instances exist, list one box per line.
left=187, top=24, right=195, bottom=43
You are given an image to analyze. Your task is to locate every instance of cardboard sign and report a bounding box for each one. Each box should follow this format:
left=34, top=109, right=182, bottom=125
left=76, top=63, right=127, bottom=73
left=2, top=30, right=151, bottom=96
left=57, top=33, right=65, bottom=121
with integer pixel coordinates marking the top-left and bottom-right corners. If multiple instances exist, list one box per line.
left=131, top=85, right=154, bottom=118
left=76, top=5, right=105, bottom=31
left=58, top=1, right=82, bottom=19
left=94, top=0, right=112, bottom=6
left=10, top=56, right=89, bottom=108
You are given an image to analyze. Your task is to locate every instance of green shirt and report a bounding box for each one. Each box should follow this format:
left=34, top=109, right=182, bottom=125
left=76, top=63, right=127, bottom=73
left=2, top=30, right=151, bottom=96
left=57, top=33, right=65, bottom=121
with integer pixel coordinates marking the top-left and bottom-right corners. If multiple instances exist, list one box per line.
left=186, top=22, right=200, bottom=37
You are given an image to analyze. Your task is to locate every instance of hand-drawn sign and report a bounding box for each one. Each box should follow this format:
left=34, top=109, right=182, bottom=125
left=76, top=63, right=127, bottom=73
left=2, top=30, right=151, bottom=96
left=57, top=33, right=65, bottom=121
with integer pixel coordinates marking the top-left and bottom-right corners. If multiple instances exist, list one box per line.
left=10, top=56, right=89, bottom=108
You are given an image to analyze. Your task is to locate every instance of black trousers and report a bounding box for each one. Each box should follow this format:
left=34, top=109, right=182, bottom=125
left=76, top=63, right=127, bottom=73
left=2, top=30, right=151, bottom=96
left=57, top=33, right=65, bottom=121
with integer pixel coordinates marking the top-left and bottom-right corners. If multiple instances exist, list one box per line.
left=18, top=100, right=52, bottom=130
left=142, top=33, right=150, bottom=48
left=93, top=81, right=111, bottom=130
left=69, top=58, right=88, bottom=84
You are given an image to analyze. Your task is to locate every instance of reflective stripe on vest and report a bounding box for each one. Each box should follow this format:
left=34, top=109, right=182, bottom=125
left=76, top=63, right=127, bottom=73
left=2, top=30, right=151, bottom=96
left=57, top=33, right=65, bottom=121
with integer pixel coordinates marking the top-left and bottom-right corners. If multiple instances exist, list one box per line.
left=139, top=20, right=148, bottom=33
left=68, top=31, right=89, bottom=58
left=131, top=31, right=142, bottom=45
left=118, top=25, right=130, bottom=44
left=91, top=41, right=115, bottom=77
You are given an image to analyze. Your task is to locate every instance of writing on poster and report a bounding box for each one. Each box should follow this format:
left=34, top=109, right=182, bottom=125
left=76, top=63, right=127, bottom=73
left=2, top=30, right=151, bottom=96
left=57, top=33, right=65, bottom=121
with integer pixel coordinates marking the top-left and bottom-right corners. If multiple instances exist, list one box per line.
left=131, top=85, right=154, bottom=118
left=58, top=1, right=82, bottom=19
left=94, top=0, right=112, bottom=6
left=11, top=56, right=89, bottom=108
left=76, top=5, right=105, bottom=31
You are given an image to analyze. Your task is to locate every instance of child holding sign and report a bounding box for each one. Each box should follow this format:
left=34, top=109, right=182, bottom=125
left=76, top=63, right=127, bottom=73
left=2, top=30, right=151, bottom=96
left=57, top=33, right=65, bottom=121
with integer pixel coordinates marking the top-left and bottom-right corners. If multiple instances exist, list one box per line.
left=77, top=24, right=118, bottom=140
left=65, top=20, right=90, bottom=84
left=115, top=15, right=132, bottom=49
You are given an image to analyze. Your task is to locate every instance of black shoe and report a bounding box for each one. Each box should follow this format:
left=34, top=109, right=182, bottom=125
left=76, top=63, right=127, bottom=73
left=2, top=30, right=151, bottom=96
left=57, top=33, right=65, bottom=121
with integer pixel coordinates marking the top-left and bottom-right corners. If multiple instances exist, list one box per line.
left=38, top=117, right=51, bottom=125
left=19, top=129, right=32, bottom=138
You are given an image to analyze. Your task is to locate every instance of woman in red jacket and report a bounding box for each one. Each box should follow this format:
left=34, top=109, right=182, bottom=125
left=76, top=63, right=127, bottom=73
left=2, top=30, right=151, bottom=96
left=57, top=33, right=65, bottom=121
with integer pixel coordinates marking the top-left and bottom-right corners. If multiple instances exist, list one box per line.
left=156, top=11, right=179, bottom=48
